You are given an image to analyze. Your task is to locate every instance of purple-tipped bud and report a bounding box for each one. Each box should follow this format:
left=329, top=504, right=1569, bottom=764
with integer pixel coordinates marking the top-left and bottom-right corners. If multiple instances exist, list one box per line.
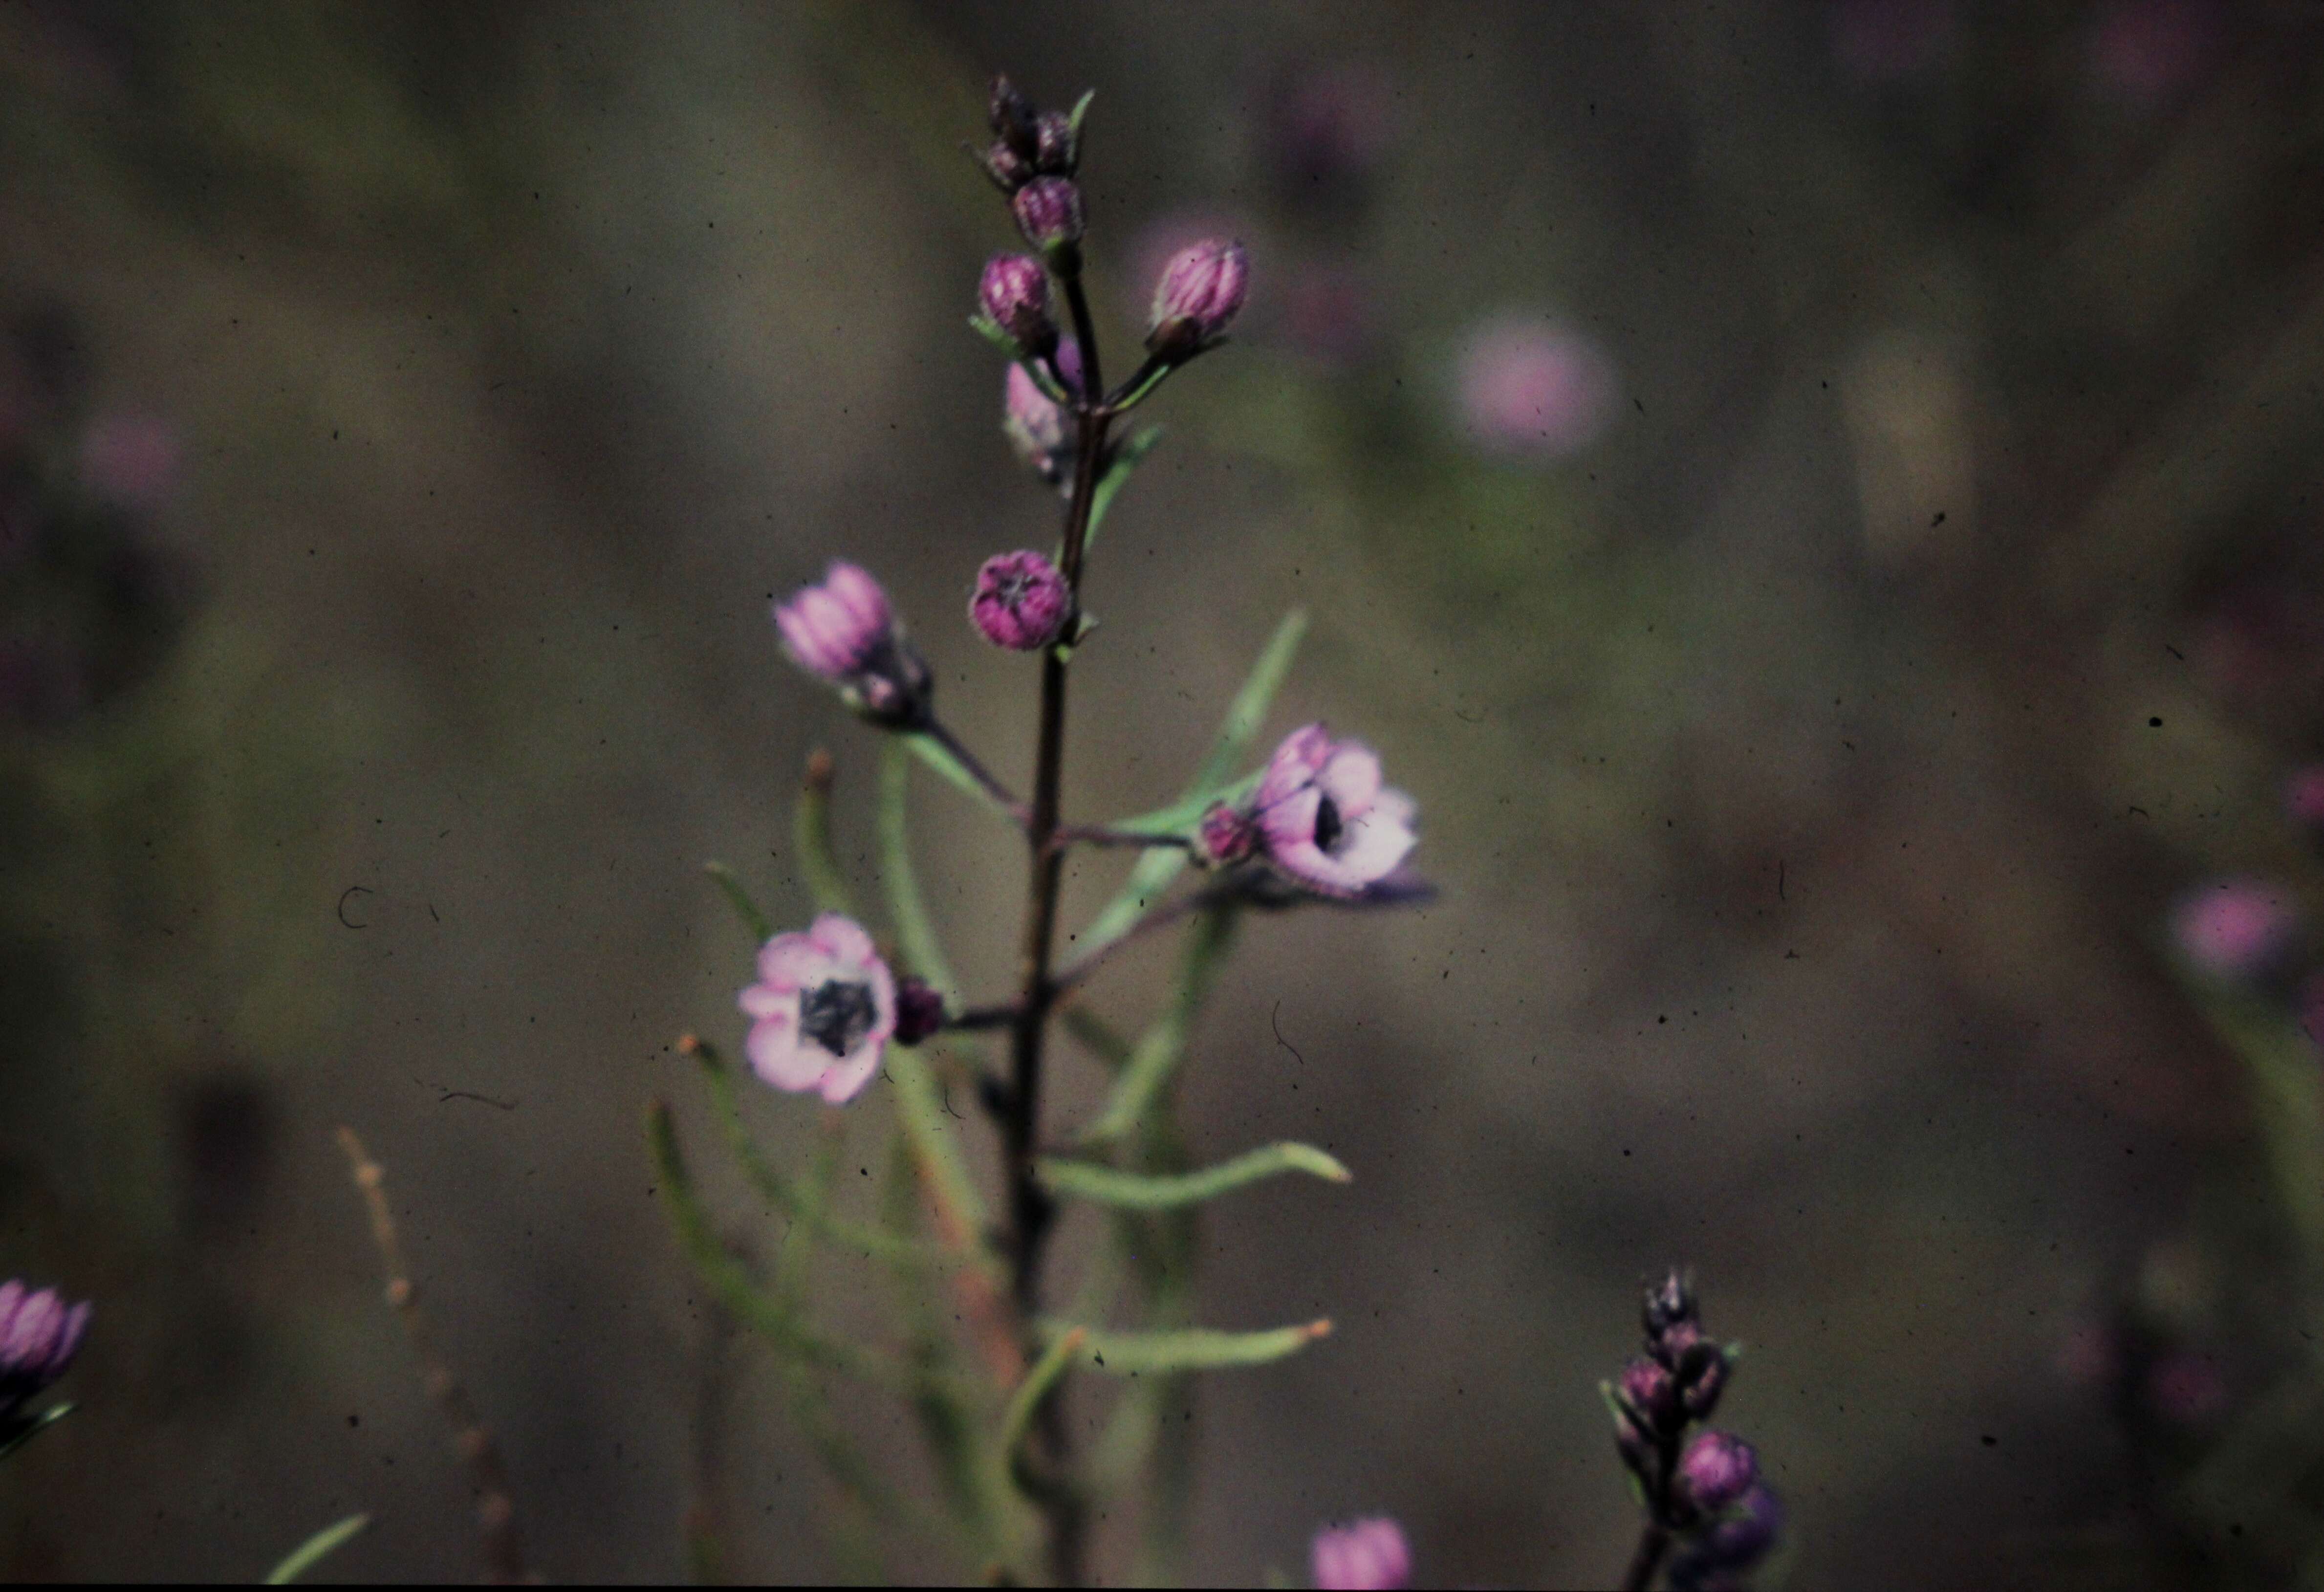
left=979, top=254, right=1056, bottom=360
left=1012, top=177, right=1085, bottom=263
left=988, top=75, right=1038, bottom=155
left=978, top=138, right=1034, bottom=195
left=1676, top=1431, right=1759, bottom=1516
left=1033, top=109, right=1078, bottom=174
left=1618, top=1355, right=1681, bottom=1436
left=970, top=550, right=1072, bottom=652
left=1644, top=1269, right=1698, bottom=1340
left=1309, top=1517, right=1411, bottom=1591
left=1195, top=800, right=1262, bottom=869
left=1146, top=239, right=1250, bottom=363
left=773, top=561, right=932, bottom=727
left=893, top=977, right=946, bottom=1046
left=0, top=1281, right=91, bottom=1420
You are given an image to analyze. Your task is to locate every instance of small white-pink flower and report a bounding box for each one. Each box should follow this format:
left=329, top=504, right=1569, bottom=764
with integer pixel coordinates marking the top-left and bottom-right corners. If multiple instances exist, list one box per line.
left=1255, top=724, right=1417, bottom=897
left=737, top=913, right=897, bottom=1105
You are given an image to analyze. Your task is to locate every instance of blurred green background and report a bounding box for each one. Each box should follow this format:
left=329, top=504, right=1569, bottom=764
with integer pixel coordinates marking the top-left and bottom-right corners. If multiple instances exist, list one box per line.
left=3, top=1, right=2321, bottom=1584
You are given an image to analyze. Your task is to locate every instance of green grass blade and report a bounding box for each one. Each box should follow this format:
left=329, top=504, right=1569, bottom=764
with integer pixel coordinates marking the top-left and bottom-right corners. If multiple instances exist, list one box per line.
left=886, top=1044, right=990, bottom=1243
left=1061, top=1005, right=1133, bottom=1071
left=1037, top=1319, right=1332, bottom=1376
left=792, top=751, right=856, bottom=916
left=880, top=739, right=959, bottom=998
left=1080, top=906, right=1237, bottom=1145
left=703, top=862, right=772, bottom=945
left=1076, top=609, right=1305, bottom=960
left=1037, top=1141, right=1349, bottom=1209
left=263, top=1513, right=371, bottom=1585
left=0, top=1401, right=72, bottom=1463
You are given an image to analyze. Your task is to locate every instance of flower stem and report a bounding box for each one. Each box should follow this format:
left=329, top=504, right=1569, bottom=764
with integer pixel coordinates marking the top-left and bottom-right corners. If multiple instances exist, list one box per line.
left=1007, top=268, right=1110, bottom=1586
left=1621, top=1521, right=1671, bottom=1592
left=925, top=716, right=1029, bottom=823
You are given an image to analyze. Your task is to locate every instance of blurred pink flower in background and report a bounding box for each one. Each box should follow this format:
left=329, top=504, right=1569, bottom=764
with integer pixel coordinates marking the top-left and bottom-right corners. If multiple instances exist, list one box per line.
left=1264, top=61, right=1395, bottom=194
left=78, top=414, right=180, bottom=512
left=1455, top=315, right=1617, bottom=459
left=2089, top=0, right=2220, bottom=105
left=2147, top=1350, right=2228, bottom=1425
left=1827, top=0, right=1957, bottom=85
left=2056, top=1319, right=2120, bottom=1387
left=2169, top=878, right=2297, bottom=981
left=1309, top=1517, right=1411, bottom=1591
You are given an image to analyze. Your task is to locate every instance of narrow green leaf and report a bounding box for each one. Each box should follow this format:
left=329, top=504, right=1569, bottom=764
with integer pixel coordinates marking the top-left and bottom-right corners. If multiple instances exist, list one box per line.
left=0, top=1401, right=72, bottom=1463
left=792, top=753, right=855, bottom=916
left=1061, top=1005, right=1133, bottom=1071
left=646, top=1100, right=936, bottom=1396
left=885, top=1044, right=990, bottom=1242
left=1080, top=906, right=1237, bottom=1145
left=1080, top=425, right=1164, bottom=559
left=1076, top=609, right=1305, bottom=960
left=704, top=862, right=772, bottom=945
left=688, top=1039, right=968, bottom=1271
left=264, top=1513, right=371, bottom=1585
left=880, top=739, right=959, bottom=998
left=1038, top=1141, right=1349, bottom=1209
left=1066, top=87, right=1095, bottom=143
left=903, top=731, right=1017, bottom=824
left=1037, top=1318, right=1332, bottom=1376
left=999, top=1326, right=1086, bottom=1467
left=969, top=314, right=1022, bottom=361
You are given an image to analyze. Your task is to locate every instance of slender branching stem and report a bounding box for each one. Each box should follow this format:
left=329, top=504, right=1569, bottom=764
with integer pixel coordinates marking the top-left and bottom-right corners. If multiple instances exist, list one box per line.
left=1007, top=268, right=1111, bottom=1587
left=1051, top=878, right=1245, bottom=994
left=924, top=716, right=1029, bottom=823
left=336, top=1128, right=530, bottom=1586
left=1622, top=1522, right=1672, bottom=1592
left=1619, top=1427, right=1684, bottom=1592
left=1051, top=824, right=1192, bottom=851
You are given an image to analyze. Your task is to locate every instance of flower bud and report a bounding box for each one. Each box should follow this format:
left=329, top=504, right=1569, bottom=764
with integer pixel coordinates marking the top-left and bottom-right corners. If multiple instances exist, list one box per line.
left=1195, top=800, right=1261, bottom=868
left=774, top=562, right=933, bottom=728
left=1012, top=177, right=1085, bottom=264
left=1677, top=1338, right=1730, bottom=1420
left=1667, top=1483, right=1781, bottom=1588
left=978, top=254, right=1056, bottom=361
left=1145, top=239, right=1249, bottom=363
left=1675, top=1430, right=1758, bottom=1516
left=1033, top=109, right=1078, bottom=174
left=988, top=75, right=1038, bottom=156
left=978, top=138, right=1034, bottom=195
left=970, top=550, right=1072, bottom=652
left=1003, top=363, right=1072, bottom=487
left=1644, top=1269, right=1698, bottom=1341
left=0, top=1280, right=91, bottom=1420
left=1617, top=1355, right=1680, bottom=1436
left=893, top=977, right=946, bottom=1046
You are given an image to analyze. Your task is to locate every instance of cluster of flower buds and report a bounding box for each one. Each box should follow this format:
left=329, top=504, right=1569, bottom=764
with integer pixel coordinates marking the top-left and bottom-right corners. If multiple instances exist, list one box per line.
left=978, top=78, right=1087, bottom=270
left=0, top=1279, right=90, bottom=1426
left=1607, top=1271, right=1780, bottom=1590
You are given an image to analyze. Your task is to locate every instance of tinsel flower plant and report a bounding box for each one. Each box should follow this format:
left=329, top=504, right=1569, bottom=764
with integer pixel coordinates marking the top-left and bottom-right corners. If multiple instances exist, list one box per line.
left=648, top=74, right=1426, bottom=1585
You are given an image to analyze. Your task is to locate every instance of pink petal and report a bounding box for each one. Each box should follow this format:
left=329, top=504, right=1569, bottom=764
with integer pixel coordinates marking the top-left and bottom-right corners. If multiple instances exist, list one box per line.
left=745, top=1014, right=830, bottom=1093
left=1258, top=723, right=1333, bottom=808
left=756, top=932, right=835, bottom=991
left=1315, top=742, right=1383, bottom=815
left=816, top=1039, right=886, bottom=1104
left=823, top=562, right=891, bottom=634
left=807, top=912, right=880, bottom=972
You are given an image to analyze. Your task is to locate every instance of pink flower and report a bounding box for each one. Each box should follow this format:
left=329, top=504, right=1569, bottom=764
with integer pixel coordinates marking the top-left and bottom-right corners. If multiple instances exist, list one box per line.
left=1002, top=341, right=1082, bottom=489
left=1147, top=239, right=1250, bottom=362
left=970, top=549, right=1071, bottom=651
left=1310, top=1517, right=1410, bottom=1591
left=1455, top=315, right=1616, bottom=458
left=1255, top=725, right=1417, bottom=898
left=773, top=561, right=930, bottom=725
left=2170, top=878, right=2296, bottom=981
left=737, top=913, right=897, bottom=1105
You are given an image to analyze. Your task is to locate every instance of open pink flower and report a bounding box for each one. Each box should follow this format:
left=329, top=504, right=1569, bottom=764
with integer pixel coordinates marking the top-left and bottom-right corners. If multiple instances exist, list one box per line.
left=1310, top=1517, right=1410, bottom=1591
left=737, top=913, right=897, bottom=1105
left=1255, top=724, right=1417, bottom=897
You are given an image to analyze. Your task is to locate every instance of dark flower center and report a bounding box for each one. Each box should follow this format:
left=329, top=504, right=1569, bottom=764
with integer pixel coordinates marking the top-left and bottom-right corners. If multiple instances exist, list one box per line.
left=1313, top=794, right=1344, bottom=853
left=800, top=979, right=877, bottom=1057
